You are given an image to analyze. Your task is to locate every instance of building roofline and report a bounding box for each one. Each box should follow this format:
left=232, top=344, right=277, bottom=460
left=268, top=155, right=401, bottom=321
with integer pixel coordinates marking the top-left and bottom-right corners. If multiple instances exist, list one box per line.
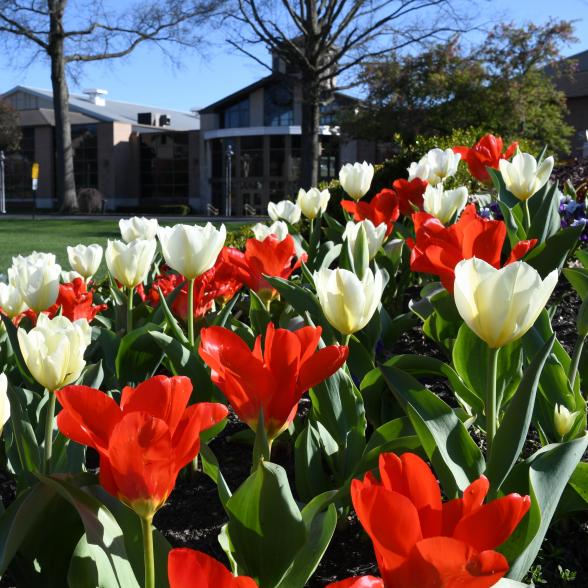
left=199, top=74, right=277, bottom=114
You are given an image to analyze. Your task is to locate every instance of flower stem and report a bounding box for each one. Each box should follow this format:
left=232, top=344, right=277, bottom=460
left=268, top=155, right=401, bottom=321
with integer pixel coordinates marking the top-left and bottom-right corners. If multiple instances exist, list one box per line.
left=570, top=335, right=586, bottom=393
left=188, top=278, right=195, bottom=347
left=140, top=515, right=155, bottom=588
left=127, top=286, right=134, bottom=332
left=343, top=333, right=351, bottom=347
left=523, top=199, right=531, bottom=233
left=486, top=347, right=500, bottom=456
left=43, top=391, right=56, bottom=474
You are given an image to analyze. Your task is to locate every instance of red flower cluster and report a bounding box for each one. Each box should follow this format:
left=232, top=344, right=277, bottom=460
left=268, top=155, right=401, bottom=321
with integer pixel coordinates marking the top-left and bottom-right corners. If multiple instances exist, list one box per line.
left=454, top=134, right=518, bottom=184
left=56, top=375, right=228, bottom=519
left=392, top=178, right=427, bottom=216
left=407, top=204, right=537, bottom=292
left=199, top=322, right=348, bottom=440
left=345, top=452, right=530, bottom=588
left=223, top=234, right=306, bottom=299
left=148, top=255, right=242, bottom=322
left=168, top=549, right=256, bottom=588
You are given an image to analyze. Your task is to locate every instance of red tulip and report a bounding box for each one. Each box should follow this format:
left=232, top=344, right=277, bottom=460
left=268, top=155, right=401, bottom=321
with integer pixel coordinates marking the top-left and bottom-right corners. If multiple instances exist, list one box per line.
left=454, top=134, right=518, bottom=184
left=149, top=257, right=242, bottom=322
left=168, top=549, right=257, bottom=588
left=341, top=189, right=400, bottom=236
left=350, top=452, right=530, bottom=588
left=392, top=178, right=427, bottom=216
left=223, top=234, right=306, bottom=299
left=56, top=375, right=228, bottom=519
left=199, top=322, right=348, bottom=440
left=407, top=204, right=537, bottom=292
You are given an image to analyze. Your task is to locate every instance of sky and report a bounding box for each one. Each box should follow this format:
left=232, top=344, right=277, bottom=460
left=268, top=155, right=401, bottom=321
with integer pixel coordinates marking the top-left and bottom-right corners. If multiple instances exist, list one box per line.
left=0, top=0, right=587, bottom=112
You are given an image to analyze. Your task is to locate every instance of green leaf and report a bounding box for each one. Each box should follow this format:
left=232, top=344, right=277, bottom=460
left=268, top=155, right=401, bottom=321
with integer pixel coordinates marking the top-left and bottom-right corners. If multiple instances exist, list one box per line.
left=200, top=442, right=232, bottom=506
left=0, top=314, right=35, bottom=387
left=486, top=336, right=555, bottom=492
left=294, top=421, right=332, bottom=502
left=36, top=474, right=140, bottom=588
left=115, top=322, right=164, bottom=386
left=563, top=266, right=588, bottom=300
left=154, top=284, right=189, bottom=346
left=249, top=290, right=271, bottom=337
left=527, top=181, right=561, bottom=244
left=148, top=330, right=223, bottom=402
left=502, top=434, right=588, bottom=581
left=380, top=363, right=484, bottom=497
left=309, top=368, right=367, bottom=483
left=498, top=201, right=527, bottom=246
left=525, top=224, right=583, bottom=278
left=75, top=360, right=104, bottom=389
left=488, top=168, right=519, bottom=209
left=225, top=461, right=306, bottom=587
left=276, top=503, right=337, bottom=588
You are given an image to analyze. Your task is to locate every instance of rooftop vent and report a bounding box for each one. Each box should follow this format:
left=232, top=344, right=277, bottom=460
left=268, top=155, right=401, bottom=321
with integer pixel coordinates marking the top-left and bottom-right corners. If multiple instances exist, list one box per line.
left=83, top=88, right=108, bottom=106
left=159, top=114, right=171, bottom=127
left=138, top=112, right=155, bottom=125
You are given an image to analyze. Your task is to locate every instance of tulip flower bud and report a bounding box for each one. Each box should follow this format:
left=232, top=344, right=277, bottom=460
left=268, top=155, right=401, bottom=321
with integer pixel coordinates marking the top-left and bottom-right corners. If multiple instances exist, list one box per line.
left=0, top=282, right=27, bottom=318
left=119, top=216, right=159, bottom=242
left=554, top=404, right=579, bottom=439
left=106, top=238, right=157, bottom=289
left=0, top=374, right=10, bottom=436
left=339, top=162, right=374, bottom=201
left=251, top=221, right=289, bottom=242
left=267, top=200, right=302, bottom=224
left=408, top=148, right=461, bottom=186
left=9, top=259, right=61, bottom=313
left=498, top=151, right=554, bottom=201
left=67, top=243, right=103, bottom=279
left=297, top=187, right=330, bottom=219
left=384, top=239, right=404, bottom=264
left=17, top=314, right=91, bottom=392
left=423, top=185, right=468, bottom=225
left=158, top=223, right=226, bottom=280
left=454, top=258, right=558, bottom=349
left=343, top=220, right=387, bottom=261
left=314, top=266, right=388, bottom=335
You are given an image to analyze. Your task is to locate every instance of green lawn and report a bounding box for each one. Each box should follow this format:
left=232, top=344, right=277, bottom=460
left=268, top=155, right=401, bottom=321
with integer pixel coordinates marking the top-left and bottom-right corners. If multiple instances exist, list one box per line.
left=0, top=218, right=249, bottom=274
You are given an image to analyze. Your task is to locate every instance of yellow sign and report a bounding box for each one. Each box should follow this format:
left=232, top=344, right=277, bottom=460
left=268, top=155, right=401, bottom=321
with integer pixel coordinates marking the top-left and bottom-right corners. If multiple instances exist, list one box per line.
left=31, top=163, right=39, bottom=180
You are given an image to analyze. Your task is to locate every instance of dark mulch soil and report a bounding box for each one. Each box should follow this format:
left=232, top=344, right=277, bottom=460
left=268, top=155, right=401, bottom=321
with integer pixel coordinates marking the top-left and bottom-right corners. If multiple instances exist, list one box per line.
left=0, top=279, right=585, bottom=586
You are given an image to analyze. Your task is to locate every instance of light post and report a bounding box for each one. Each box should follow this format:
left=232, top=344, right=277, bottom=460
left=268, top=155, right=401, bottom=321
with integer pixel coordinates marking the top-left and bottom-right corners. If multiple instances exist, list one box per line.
left=0, top=150, right=5, bottom=214
left=225, top=143, right=234, bottom=217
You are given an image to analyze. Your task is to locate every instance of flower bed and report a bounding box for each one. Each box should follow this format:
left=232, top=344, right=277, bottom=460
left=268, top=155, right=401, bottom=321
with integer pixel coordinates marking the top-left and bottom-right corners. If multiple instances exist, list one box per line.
left=0, top=135, right=586, bottom=588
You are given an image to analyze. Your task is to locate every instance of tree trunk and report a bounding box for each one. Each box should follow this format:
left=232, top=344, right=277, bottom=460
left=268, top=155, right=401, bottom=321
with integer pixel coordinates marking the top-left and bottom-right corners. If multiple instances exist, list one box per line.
left=301, top=78, right=321, bottom=190
left=49, top=0, right=77, bottom=211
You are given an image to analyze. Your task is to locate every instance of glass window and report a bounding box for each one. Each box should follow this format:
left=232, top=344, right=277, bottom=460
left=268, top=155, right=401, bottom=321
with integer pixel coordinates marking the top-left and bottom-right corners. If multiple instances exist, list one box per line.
left=140, top=131, right=189, bottom=200
left=269, top=135, right=285, bottom=177
left=264, top=83, right=294, bottom=127
left=72, top=124, right=98, bottom=189
left=240, top=135, right=264, bottom=178
left=5, top=127, right=35, bottom=200
left=223, top=99, right=249, bottom=129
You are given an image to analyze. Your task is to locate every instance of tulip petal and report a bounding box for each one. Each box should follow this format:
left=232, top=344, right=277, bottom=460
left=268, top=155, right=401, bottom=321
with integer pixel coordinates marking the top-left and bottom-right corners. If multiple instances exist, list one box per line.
left=453, top=493, right=531, bottom=551
left=120, top=375, right=193, bottom=435
left=297, top=344, right=349, bottom=394
left=56, top=385, right=121, bottom=451
left=326, top=577, right=384, bottom=588
left=168, top=548, right=257, bottom=588
left=108, top=412, right=174, bottom=510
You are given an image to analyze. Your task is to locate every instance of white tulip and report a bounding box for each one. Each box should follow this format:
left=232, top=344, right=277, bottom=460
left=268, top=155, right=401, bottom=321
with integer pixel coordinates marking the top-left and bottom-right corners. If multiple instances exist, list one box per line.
left=454, top=258, right=558, bottom=349
left=251, top=221, right=289, bottom=242
left=17, top=314, right=91, bottom=391
left=119, top=217, right=159, bottom=242
left=11, top=252, right=57, bottom=270
left=9, top=259, right=61, bottom=313
left=384, top=239, right=404, bottom=264
left=498, top=151, right=554, bottom=202
left=297, top=188, right=331, bottom=219
left=61, top=270, right=83, bottom=283
left=157, top=223, right=226, bottom=280
left=314, top=266, right=388, bottom=335
left=0, top=282, right=27, bottom=318
left=67, top=243, right=103, bottom=279
left=343, top=220, right=387, bottom=260
left=408, top=148, right=461, bottom=186
left=106, top=238, right=157, bottom=289
left=339, top=162, right=374, bottom=201
left=0, top=373, right=10, bottom=433
left=267, top=200, right=302, bottom=224
left=554, top=404, right=580, bottom=439
left=423, top=185, right=468, bottom=224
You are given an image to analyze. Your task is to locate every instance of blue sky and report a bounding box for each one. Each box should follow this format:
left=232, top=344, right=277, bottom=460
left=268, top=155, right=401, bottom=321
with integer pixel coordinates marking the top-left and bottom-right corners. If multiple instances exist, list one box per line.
left=0, top=0, right=586, bottom=112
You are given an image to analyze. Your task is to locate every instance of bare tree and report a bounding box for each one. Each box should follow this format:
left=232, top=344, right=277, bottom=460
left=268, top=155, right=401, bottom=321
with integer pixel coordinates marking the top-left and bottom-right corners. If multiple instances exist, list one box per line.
left=228, top=0, right=468, bottom=189
left=0, top=100, right=21, bottom=152
left=0, top=0, right=226, bottom=210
